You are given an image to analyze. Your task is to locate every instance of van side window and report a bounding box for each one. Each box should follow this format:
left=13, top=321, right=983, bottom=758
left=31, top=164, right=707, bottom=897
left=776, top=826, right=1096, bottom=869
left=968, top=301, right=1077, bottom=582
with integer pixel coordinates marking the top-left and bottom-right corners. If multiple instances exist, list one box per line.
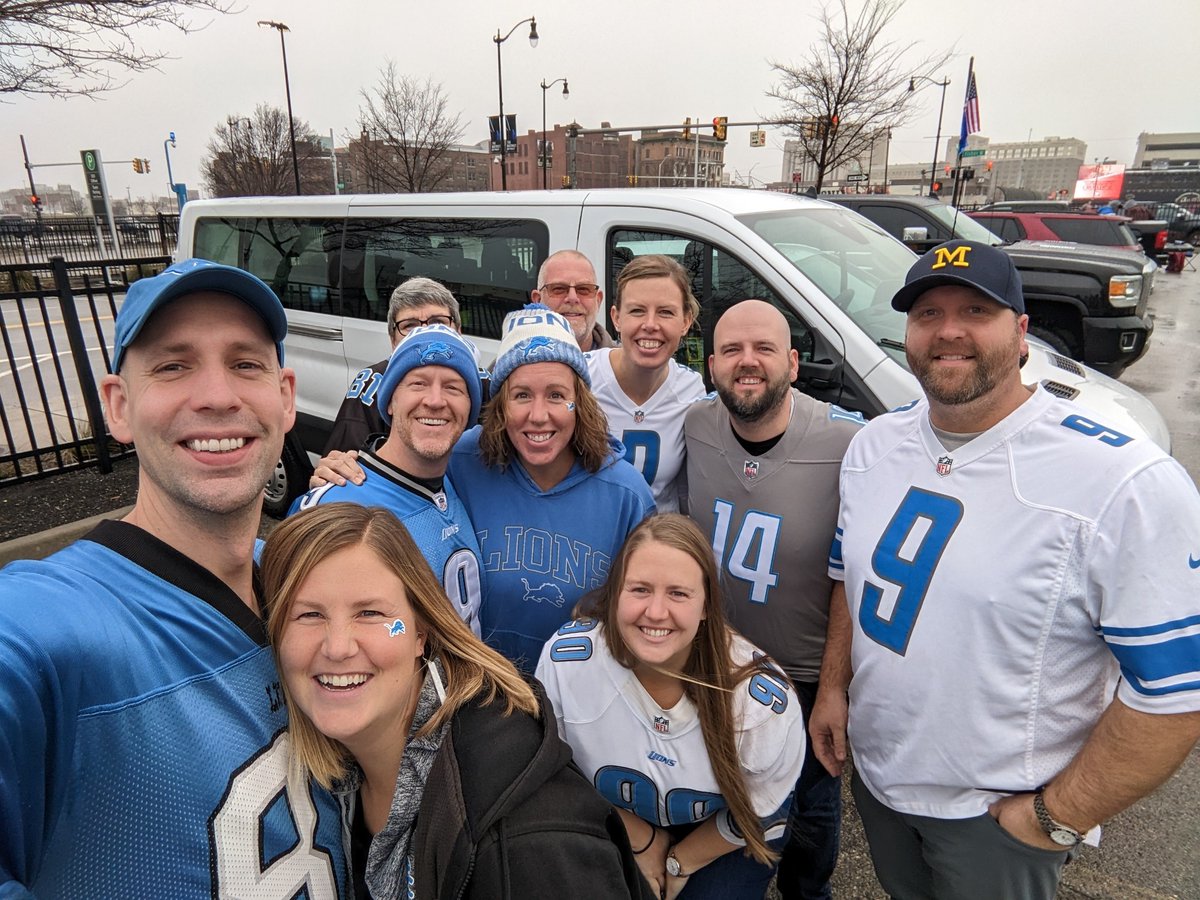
left=342, top=218, right=548, bottom=340
left=608, top=229, right=816, bottom=378
left=194, top=217, right=341, bottom=314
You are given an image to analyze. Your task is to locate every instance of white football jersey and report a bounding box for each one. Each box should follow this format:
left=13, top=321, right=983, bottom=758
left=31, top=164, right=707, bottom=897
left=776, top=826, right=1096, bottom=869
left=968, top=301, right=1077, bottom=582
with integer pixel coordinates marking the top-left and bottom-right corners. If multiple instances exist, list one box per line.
left=536, top=619, right=806, bottom=842
left=831, top=386, right=1200, bottom=819
left=586, top=348, right=706, bottom=512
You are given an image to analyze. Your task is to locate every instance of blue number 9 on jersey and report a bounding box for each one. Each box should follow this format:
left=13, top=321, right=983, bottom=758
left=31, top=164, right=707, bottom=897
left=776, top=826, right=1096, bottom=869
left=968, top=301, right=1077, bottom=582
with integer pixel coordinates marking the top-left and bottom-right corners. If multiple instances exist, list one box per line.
left=860, top=487, right=963, bottom=655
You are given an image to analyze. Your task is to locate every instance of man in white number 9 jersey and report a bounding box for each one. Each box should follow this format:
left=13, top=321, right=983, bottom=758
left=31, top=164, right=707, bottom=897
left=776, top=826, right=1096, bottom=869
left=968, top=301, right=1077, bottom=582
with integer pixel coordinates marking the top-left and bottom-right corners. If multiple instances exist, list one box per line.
left=819, top=240, right=1200, bottom=900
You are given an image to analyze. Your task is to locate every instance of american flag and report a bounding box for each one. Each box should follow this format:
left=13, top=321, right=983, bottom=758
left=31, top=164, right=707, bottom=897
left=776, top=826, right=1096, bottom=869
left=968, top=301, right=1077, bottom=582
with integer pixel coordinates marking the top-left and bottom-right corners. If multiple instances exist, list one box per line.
left=959, top=70, right=981, bottom=155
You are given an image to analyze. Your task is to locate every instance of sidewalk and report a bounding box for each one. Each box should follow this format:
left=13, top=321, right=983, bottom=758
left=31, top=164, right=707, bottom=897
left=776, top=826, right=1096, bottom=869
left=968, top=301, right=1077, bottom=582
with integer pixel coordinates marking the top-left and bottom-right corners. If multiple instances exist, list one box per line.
left=0, top=505, right=132, bottom=567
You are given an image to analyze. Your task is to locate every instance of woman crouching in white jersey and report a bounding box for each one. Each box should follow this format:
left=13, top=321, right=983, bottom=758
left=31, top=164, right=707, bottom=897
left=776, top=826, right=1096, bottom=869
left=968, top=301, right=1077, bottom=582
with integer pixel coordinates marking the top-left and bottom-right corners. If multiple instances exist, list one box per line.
left=536, top=514, right=806, bottom=900
left=587, top=255, right=706, bottom=512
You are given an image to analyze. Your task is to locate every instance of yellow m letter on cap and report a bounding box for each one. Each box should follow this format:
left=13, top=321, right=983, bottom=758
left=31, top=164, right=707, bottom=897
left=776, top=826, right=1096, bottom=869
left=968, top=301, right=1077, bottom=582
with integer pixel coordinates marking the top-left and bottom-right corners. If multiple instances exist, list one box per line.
left=931, top=245, right=972, bottom=269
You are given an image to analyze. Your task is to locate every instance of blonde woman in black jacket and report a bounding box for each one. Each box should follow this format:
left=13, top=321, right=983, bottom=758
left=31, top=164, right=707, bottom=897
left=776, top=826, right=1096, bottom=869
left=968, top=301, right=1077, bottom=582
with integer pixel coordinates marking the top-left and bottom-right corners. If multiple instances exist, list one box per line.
left=261, top=502, right=651, bottom=900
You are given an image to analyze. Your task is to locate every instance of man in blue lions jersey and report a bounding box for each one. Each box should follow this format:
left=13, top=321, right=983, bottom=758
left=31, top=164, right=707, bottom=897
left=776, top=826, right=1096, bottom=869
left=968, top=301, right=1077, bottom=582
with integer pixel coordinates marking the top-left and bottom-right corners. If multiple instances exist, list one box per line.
left=0, top=260, right=350, bottom=898
left=817, top=240, right=1200, bottom=899
left=291, top=323, right=485, bottom=634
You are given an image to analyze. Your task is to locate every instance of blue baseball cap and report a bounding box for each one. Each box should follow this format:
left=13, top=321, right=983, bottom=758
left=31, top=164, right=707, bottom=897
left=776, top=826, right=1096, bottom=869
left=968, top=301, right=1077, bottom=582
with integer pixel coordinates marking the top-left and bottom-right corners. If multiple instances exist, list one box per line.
left=377, top=323, right=483, bottom=428
left=112, top=259, right=287, bottom=372
left=891, top=240, right=1025, bottom=315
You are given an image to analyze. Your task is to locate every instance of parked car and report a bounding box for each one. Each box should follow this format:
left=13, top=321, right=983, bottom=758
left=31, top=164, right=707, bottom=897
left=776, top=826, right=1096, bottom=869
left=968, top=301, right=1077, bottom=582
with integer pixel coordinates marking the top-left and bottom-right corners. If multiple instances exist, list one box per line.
left=970, top=209, right=1168, bottom=260
left=1124, top=201, right=1200, bottom=248
left=829, top=195, right=1154, bottom=376
left=176, top=190, right=1171, bottom=513
left=974, top=200, right=1074, bottom=213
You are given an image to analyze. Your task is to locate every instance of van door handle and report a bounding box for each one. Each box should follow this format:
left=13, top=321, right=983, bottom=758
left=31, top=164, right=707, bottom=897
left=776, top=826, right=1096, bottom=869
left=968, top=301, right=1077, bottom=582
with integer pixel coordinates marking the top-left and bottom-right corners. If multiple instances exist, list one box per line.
left=288, top=323, right=344, bottom=340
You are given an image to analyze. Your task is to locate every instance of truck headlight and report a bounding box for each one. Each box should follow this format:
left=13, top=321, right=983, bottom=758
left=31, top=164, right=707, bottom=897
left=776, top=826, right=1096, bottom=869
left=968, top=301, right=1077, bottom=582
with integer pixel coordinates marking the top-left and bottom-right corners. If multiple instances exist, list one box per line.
left=1108, top=275, right=1141, bottom=308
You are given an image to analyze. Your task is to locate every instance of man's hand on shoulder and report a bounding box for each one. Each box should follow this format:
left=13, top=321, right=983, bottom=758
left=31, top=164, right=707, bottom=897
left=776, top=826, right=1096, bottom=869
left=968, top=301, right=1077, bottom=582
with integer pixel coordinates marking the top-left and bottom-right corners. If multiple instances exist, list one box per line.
left=309, top=449, right=365, bottom=489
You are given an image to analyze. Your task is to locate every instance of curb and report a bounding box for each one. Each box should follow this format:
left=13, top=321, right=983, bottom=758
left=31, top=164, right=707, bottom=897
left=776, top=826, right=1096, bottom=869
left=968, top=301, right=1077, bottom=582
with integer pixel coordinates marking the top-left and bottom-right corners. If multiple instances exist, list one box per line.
left=0, top=505, right=133, bottom=567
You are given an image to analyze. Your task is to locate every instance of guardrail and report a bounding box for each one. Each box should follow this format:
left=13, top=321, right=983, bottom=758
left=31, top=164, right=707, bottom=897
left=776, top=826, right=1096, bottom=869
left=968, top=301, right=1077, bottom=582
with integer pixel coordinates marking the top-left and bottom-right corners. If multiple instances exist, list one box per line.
left=0, top=214, right=178, bottom=266
left=0, top=255, right=169, bottom=485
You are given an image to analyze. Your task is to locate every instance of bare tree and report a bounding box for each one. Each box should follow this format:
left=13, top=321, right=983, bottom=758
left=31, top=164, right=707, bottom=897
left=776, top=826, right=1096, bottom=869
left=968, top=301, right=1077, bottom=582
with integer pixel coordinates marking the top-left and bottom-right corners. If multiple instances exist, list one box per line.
left=202, top=104, right=330, bottom=197
left=1, top=0, right=232, bottom=98
left=352, top=62, right=466, bottom=193
left=767, top=0, right=951, bottom=192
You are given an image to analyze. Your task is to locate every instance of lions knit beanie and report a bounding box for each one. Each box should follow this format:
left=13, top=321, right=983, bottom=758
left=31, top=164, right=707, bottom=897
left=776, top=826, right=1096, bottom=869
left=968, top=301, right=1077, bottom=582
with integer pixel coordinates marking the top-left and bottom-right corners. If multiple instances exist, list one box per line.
left=490, top=303, right=590, bottom=394
left=377, top=323, right=483, bottom=427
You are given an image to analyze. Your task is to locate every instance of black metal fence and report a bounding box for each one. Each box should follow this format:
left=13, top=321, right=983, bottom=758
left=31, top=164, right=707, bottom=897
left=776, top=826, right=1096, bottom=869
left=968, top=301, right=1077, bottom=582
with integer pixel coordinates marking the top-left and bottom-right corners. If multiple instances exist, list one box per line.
left=0, top=214, right=178, bottom=266
left=0, top=255, right=169, bottom=485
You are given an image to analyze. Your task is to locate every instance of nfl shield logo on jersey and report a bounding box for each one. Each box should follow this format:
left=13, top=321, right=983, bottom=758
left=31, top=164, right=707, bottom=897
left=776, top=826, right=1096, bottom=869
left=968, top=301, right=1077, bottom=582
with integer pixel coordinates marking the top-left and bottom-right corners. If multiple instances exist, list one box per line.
left=633, top=409, right=646, bottom=424
left=744, top=460, right=760, bottom=479
left=433, top=491, right=449, bottom=511
left=653, top=715, right=670, bottom=734
left=935, top=455, right=953, bottom=477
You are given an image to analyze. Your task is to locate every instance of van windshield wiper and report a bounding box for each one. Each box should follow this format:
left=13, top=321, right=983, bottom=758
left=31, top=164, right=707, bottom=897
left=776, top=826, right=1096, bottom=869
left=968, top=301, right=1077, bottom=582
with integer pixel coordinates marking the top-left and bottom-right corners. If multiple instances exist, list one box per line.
left=878, top=338, right=906, bottom=351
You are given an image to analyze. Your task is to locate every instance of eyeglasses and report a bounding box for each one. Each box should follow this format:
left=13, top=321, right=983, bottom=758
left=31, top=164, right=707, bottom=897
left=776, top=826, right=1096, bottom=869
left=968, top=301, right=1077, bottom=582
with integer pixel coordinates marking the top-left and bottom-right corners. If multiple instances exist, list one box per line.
left=538, top=282, right=599, bottom=300
left=392, top=314, right=454, bottom=336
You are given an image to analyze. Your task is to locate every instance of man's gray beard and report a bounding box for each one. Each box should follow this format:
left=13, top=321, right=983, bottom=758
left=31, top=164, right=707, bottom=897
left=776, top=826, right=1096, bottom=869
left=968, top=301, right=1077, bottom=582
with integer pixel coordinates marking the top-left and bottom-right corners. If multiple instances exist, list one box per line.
left=716, top=374, right=791, bottom=424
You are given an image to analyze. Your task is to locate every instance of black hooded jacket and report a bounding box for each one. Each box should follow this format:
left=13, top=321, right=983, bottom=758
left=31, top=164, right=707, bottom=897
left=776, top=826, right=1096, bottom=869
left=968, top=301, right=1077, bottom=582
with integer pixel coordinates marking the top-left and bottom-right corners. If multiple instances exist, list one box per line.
left=395, top=681, right=653, bottom=900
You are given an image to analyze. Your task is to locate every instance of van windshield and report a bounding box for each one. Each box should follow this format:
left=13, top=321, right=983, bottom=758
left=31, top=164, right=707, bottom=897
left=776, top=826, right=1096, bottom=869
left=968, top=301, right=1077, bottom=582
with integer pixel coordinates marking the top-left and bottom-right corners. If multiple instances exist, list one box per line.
left=923, top=203, right=1004, bottom=245
left=738, top=207, right=917, bottom=366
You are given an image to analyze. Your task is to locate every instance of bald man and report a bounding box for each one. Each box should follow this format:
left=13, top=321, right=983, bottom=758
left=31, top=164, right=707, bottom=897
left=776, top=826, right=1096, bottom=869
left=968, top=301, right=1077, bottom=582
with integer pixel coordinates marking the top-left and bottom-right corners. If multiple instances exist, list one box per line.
left=683, top=300, right=863, bottom=900
left=531, top=250, right=615, bottom=352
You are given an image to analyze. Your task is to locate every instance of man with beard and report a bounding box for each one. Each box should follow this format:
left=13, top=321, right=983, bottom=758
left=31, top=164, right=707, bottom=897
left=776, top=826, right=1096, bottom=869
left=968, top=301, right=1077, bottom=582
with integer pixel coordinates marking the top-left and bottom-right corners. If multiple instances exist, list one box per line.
left=0, top=260, right=350, bottom=897
left=291, top=323, right=485, bottom=635
left=683, top=299, right=864, bottom=900
left=814, top=241, right=1200, bottom=899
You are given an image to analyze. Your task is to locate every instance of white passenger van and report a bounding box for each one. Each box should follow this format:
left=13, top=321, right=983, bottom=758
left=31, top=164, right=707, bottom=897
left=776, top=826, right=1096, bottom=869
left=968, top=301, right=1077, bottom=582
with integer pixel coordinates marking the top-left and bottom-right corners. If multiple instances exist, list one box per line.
left=176, top=189, right=1171, bottom=512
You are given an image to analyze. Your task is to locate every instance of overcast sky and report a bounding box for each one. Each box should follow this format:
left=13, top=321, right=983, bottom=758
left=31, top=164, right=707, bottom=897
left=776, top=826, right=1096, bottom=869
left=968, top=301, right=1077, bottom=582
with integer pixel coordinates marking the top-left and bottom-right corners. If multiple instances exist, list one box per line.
left=4, top=0, right=1192, bottom=205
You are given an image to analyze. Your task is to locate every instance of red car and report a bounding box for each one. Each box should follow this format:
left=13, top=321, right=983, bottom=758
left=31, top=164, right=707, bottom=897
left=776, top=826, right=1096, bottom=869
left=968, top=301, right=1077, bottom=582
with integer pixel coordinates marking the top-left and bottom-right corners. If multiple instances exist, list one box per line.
left=968, top=211, right=1156, bottom=256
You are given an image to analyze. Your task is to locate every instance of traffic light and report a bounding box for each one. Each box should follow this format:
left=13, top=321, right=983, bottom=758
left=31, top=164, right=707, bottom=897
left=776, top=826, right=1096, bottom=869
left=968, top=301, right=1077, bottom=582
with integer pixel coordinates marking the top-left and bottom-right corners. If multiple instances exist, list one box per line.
left=932, top=181, right=943, bottom=193
left=712, top=116, right=728, bottom=141
left=985, top=160, right=994, bottom=171
left=682, top=117, right=691, bottom=141
left=133, top=158, right=143, bottom=173
left=829, top=114, right=839, bottom=132
left=30, top=194, right=40, bottom=208
left=143, top=159, right=150, bottom=173
left=944, top=164, right=952, bottom=175
left=627, top=174, right=639, bottom=186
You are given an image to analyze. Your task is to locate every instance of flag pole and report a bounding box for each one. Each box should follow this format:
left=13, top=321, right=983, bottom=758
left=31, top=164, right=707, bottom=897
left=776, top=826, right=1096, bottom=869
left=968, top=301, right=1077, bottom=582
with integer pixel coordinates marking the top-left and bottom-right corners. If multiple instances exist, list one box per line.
left=954, top=56, right=975, bottom=206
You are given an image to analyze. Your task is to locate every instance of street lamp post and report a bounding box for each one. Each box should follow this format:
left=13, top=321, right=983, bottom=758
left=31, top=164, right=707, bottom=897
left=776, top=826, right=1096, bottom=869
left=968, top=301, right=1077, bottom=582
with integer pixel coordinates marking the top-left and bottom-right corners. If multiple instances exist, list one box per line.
left=540, top=77, right=568, bottom=190
left=909, top=74, right=950, bottom=198
left=493, top=16, right=538, bottom=191
left=258, top=20, right=301, bottom=195
left=163, top=132, right=183, bottom=211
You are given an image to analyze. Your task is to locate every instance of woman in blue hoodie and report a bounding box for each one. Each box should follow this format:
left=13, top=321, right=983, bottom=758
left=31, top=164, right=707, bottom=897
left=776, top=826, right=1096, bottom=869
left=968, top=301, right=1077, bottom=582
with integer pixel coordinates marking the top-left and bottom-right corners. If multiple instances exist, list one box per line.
left=449, top=304, right=655, bottom=672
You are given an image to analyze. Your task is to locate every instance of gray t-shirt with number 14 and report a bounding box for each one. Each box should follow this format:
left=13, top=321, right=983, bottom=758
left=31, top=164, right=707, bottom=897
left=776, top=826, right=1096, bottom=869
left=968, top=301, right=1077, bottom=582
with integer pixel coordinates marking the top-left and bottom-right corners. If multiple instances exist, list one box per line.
left=684, top=389, right=862, bottom=684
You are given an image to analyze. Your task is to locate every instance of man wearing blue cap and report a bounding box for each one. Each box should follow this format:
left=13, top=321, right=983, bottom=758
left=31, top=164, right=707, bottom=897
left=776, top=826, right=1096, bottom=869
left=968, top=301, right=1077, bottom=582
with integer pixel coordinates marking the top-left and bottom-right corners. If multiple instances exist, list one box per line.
left=811, top=241, right=1200, bottom=899
left=290, top=323, right=486, bottom=634
left=0, top=260, right=350, bottom=897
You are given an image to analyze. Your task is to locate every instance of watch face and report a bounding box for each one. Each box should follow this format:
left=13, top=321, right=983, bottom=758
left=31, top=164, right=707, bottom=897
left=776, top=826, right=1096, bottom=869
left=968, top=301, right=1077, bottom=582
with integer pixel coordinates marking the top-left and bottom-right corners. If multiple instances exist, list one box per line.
left=665, top=855, right=681, bottom=876
left=1050, top=827, right=1080, bottom=847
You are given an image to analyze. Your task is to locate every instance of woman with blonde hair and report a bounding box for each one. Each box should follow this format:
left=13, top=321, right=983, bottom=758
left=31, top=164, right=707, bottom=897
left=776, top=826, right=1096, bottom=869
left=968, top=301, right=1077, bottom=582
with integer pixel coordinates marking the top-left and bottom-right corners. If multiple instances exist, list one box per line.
left=262, top=502, right=651, bottom=900
left=536, top=514, right=806, bottom=900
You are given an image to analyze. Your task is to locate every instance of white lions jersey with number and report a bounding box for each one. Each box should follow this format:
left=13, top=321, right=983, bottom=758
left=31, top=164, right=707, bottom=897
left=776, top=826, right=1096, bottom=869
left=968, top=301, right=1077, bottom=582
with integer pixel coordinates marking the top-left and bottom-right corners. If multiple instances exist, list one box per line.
left=831, top=386, right=1200, bottom=819
left=535, top=619, right=806, bottom=843
left=586, top=349, right=706, bottom=513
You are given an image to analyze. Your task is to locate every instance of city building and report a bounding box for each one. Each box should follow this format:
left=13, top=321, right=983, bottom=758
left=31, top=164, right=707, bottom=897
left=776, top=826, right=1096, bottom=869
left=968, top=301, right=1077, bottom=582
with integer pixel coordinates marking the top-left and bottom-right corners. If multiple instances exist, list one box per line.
left=636, top=129, right=725, bottom=188
left=344, top=135, right=490, bottom=194
left=957, top=135, right=1087, bottom=201
left=493, top=123, right=637, bottom=190
left=1133, top=132, right=1200, bottom=169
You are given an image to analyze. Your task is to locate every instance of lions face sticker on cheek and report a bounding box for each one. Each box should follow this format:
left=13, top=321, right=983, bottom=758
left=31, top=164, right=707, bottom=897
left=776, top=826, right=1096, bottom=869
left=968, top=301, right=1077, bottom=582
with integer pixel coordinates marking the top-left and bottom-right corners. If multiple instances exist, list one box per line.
left=388, top=619, right=407, bottom=637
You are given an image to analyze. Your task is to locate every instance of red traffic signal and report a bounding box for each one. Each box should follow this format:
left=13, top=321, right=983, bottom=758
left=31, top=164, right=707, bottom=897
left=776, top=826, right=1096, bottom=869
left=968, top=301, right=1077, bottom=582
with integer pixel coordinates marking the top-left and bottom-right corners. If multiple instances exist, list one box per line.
left=30, top=194, right=40, bottom=207
left=932, top=181, right=943, bottom=192
left=712, top=116, right=728, bottom=141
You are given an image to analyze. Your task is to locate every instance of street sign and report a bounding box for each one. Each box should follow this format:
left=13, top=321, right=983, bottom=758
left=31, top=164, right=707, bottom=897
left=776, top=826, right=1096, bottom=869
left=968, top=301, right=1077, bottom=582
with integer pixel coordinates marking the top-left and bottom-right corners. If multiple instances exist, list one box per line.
left=750, top=129, right=766, bottom=147
left=846, top=173, right=868, bottom=182
left=961, top=148, right=986, bottom=158
left=80, top=149, right=105, bottom=210
left=792, top=172, right=802, bottom=184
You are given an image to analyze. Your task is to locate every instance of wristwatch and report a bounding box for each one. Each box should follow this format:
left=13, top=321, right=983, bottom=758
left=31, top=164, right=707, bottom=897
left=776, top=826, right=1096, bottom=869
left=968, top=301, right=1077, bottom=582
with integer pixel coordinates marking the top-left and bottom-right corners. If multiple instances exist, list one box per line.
left=665, top=849, right=688, bottom=878
left=1033, top=790, right=1084, bottom=847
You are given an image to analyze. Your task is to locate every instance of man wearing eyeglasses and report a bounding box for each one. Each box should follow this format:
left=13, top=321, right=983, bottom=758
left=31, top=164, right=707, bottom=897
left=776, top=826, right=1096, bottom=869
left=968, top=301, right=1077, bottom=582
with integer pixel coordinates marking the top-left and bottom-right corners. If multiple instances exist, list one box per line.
left=531, top=250, right=615, bottom=352
left=322, top=277, right=466, bottom=455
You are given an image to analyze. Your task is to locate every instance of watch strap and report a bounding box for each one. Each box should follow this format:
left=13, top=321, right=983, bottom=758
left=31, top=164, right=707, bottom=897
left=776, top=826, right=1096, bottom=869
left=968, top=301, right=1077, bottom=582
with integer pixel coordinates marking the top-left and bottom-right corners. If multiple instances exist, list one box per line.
left=1033, top=790, right=1083, bottom=845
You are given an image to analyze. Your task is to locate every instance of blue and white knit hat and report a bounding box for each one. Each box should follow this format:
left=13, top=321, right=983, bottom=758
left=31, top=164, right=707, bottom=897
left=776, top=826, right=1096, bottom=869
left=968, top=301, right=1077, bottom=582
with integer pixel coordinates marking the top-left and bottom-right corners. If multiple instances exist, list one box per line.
left=377, top=324, right=483, bottom=427
left=490, top=303, right=590, bottom=393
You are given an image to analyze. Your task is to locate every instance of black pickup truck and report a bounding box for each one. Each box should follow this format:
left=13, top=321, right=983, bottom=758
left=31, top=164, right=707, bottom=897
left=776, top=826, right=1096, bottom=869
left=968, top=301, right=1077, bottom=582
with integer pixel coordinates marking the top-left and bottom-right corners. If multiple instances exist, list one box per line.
left=829, top=195, right=1154, bottom=377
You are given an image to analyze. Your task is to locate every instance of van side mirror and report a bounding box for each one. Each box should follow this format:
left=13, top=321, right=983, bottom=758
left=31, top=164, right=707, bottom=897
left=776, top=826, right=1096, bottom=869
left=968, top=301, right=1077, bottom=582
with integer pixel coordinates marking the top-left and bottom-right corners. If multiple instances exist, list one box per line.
left=902, top=226, right=928, bottom=243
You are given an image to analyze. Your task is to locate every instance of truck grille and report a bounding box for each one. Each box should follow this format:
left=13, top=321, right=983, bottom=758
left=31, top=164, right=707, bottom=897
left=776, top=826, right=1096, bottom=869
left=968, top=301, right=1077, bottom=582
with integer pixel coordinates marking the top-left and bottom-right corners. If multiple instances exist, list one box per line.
left=1040, top=380, right=1080, bottom=401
